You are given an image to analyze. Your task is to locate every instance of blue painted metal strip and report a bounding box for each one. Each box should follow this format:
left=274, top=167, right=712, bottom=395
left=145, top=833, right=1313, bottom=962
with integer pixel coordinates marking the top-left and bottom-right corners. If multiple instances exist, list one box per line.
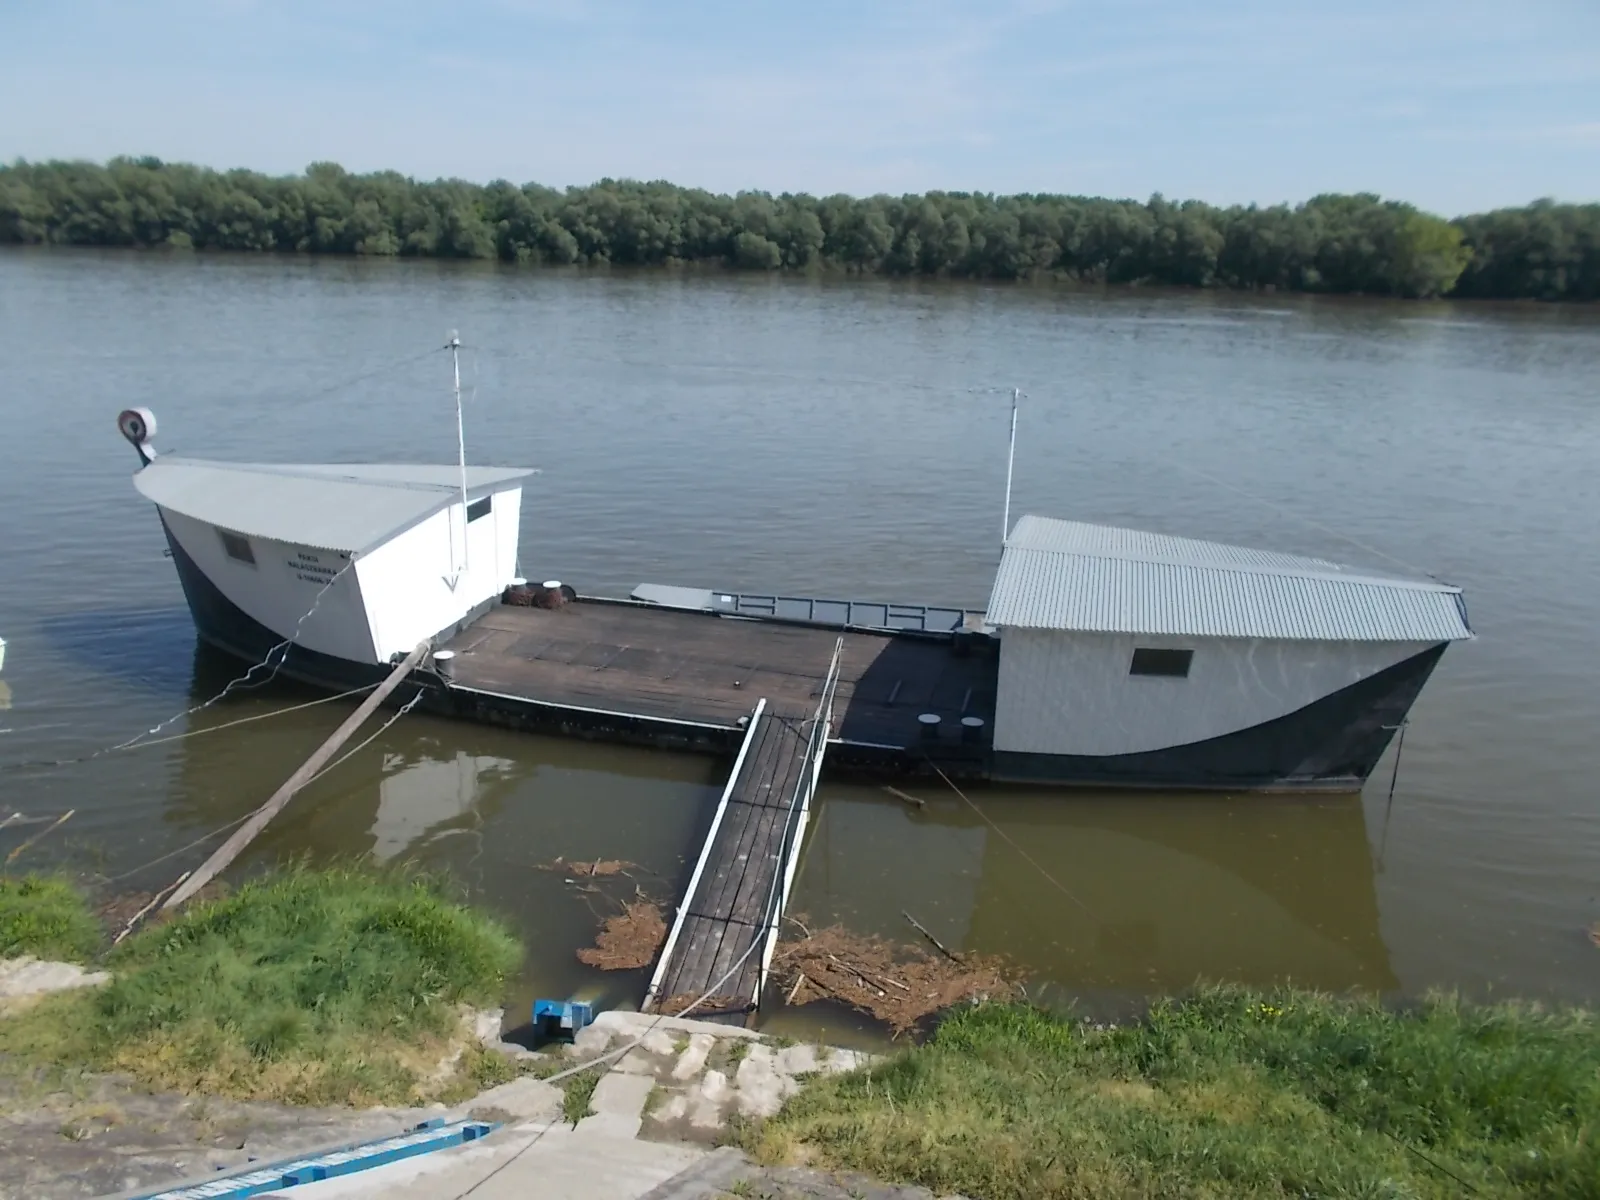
left=133, top=1119, right=496, bottom=1200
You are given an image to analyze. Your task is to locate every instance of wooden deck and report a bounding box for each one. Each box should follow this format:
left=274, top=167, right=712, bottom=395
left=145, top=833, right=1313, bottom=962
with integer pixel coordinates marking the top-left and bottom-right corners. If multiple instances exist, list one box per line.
left=440, top=599, right=996, bottom=749
left=647, top=704, right=822, bottom=1018
left=439, top=596, right=996, bottom=1019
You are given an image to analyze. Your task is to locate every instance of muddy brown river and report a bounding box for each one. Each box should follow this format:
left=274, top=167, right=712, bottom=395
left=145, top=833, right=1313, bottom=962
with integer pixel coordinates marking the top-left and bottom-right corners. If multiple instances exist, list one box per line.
left=2, top=249, right=1597, bottom=1037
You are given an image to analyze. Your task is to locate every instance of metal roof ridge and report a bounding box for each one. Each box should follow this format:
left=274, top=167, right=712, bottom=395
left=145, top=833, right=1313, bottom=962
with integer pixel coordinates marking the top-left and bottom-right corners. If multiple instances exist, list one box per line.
left=999, top=541, right=1460, bottom=594
left=148, top=457, right=539, bottom=494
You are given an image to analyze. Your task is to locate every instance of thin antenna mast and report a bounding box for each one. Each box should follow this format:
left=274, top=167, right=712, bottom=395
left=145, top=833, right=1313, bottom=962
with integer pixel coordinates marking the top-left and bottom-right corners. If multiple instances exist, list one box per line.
left=448, top=330, right=468, bottom=576
left=1002, top=386, right=1019, bottom=546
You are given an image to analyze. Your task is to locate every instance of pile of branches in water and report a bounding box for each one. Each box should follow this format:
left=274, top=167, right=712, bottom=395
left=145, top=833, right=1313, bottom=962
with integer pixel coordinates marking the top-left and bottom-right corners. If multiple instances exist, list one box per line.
left=539, top=856, right=636, bottom=878
left=576, top=900, right=666, bottom=971
left=774, top=918, right=1022, bottom=1035
left=656, top=993, right=745, bottom=1018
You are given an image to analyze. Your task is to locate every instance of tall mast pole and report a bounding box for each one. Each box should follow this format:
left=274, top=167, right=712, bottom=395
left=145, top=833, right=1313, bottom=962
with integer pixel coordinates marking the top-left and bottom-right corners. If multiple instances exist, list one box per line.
left=1002, top=386, right=1019, bottom=546
left=448, top=330, right=467, bottom=575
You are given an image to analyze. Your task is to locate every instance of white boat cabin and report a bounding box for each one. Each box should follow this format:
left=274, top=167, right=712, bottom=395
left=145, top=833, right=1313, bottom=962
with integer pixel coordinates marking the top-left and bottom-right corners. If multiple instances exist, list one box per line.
left=983, top=515, right=1474, bottom=787
left=133, top=457, right=536, bottom=667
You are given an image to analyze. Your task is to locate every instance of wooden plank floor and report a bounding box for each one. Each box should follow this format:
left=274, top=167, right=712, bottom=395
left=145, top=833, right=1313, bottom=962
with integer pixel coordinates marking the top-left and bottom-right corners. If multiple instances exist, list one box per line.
left=440, top=600, right=996, bottom=747
left=651, top=707, right=820, bottom=1016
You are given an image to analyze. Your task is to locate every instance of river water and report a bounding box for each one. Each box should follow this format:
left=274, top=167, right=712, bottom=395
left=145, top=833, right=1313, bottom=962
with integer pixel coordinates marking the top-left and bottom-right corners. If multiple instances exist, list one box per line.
left=2, top=250, right=1597, bottom=1034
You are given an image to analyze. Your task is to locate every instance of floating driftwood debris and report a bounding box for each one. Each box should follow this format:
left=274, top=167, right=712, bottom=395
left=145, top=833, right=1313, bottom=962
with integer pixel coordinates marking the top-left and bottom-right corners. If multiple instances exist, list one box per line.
left=4, top=809, right=75, bottom=865
left=95, top=881, right=229, bottom=938
left=657, top=992, right=745, bottom=1017
left=773, top=918, right=1021, bottom=1034
left=882, top=786, right=927, bottom=810
left=111, top=873, right=190, bottom=945
left=541, top=856, right=636, bottom=878
left=903, top=909, right=963, bottom=964
left=577, top=900, right=667, bottom=971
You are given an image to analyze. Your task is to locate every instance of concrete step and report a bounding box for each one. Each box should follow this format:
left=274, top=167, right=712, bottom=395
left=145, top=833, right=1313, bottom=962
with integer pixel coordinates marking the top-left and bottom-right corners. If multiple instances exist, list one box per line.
left=586, top=1069, right=656, bottom=1139
left=290, top=1120, right=705, bottom=1200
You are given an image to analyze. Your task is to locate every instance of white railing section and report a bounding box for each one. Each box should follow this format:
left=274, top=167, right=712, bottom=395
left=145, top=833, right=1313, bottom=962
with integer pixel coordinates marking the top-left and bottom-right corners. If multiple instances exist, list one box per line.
left=756, top=636, right=845, bottom=1003
left=643, top=697, right=768, bottom=1011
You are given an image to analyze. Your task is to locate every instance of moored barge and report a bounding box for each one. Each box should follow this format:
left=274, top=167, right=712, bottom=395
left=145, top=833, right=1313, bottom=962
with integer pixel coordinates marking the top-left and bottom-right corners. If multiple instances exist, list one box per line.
left=116, top=399, right=1472, bottom=793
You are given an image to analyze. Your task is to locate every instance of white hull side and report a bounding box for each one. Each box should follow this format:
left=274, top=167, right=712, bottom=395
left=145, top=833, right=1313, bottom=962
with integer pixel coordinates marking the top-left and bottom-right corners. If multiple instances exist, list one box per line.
left=159, top=507, right=378, bottom=663
left=993, top=629, right=1437, bottom=757
left=354, top=486, right=523, bottom=662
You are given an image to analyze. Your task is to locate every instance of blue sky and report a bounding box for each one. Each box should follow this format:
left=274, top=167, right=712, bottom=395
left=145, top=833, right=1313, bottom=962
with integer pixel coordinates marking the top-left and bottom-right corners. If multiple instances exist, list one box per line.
left=2, top=0, right=1595, bottom=213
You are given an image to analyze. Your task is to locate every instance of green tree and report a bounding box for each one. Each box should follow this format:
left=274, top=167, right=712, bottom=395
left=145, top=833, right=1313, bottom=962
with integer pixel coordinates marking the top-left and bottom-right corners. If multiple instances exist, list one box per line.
left=1, top=157, right=1592, bottom=299
left=732, top=230, right=782, bottom=269
left=777, top=202, right=825, bottom=267
left=1390, top=211, right=1470, bottom=298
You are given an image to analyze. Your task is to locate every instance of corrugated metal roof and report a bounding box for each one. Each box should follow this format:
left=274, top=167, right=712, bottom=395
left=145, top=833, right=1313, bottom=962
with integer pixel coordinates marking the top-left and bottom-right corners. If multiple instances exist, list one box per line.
left=134, top=457, right=537, bottom=554
left=987, top=515, right=1472, bottom=642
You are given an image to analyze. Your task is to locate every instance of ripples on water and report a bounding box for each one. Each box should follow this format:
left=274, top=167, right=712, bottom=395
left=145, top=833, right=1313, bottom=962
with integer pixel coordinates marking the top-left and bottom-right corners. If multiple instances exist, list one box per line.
left=2, top=250, right=1598, bottom=1024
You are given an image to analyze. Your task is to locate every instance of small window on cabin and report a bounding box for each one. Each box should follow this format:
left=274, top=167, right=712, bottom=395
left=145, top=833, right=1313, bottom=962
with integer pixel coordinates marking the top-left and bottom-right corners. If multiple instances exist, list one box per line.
left=466, top=496, right=492, bottom=523
left=1130, top=648, right=1192, bottom=678
left=219, top=530, right=256, bottom=565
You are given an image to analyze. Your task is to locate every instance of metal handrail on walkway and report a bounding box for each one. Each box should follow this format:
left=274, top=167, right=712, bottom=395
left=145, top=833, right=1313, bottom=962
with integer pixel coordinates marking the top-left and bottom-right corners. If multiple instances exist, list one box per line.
left=756, top=637, right=845, bottom=1002
left=642, top=699, right=769, bottom=1012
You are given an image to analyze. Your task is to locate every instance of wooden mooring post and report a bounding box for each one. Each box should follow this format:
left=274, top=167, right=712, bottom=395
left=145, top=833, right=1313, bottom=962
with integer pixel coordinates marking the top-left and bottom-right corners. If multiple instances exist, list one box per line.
left=162, top=641, right=432, bottom=911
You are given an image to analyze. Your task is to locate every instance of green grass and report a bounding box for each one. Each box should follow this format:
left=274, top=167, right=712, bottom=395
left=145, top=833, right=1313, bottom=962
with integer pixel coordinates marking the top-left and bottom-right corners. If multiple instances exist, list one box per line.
left=747, top=987, right=1600, bottom=1199
left=0, top=875, right=102, bottom=962
left=0, top=864, right=521, bottom=1107
left=560, top=1068, right=599, bottom=1126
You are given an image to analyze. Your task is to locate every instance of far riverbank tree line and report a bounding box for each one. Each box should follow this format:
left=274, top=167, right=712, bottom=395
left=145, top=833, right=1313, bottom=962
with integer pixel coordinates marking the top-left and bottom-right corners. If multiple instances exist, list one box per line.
left=2, top=157, right=1596, bottom=300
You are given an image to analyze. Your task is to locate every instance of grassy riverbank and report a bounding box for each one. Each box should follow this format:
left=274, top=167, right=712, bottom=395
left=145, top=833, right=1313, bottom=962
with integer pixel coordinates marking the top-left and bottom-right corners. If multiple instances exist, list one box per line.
left=10, top=870, right=1598, bottom=1194
left=749, top=991, right=1600, bottom=1199
left=0, top=866, right=522, bottom=1106
left=1, top=875, right=103, bottom=962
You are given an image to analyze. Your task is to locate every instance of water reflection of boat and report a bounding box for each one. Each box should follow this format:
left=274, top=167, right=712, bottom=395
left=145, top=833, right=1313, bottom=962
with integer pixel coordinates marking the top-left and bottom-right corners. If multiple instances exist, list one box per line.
left=164, top=643, right=719, bottom=870
left=791, top=787, right=1396, bottom=996
left=369, top=751, right=515, bottom=862
left=169, top=737, right=518, bottom=865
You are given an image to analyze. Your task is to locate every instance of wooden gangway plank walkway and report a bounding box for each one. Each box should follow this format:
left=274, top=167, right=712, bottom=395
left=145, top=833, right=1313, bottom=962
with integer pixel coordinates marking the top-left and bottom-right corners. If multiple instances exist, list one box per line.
left=645, top=642, right=844, bottom=1020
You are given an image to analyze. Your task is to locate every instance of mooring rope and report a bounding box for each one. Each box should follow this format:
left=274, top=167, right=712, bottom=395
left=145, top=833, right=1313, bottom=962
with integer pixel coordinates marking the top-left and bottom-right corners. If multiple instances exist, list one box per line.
left=99, top=813, right=255, bottom=885
left=1375, top=721, right=1410, bottom=872
left=446, top=913, right=790, bottom=1200
left=243, top=344, right=445, bottom=410
left=922, top=756, right=1100, bottom=921
left=22, top=341, right=446, bottom=770
left=2, top=560, right=357, bottom=774
left=110, top=683, right=380, bottom=753
left=100, top=689, right=428, bottom=889
left=303, top=690, right=426, bottom=788
left=109, top=559, right=358, bottom=750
